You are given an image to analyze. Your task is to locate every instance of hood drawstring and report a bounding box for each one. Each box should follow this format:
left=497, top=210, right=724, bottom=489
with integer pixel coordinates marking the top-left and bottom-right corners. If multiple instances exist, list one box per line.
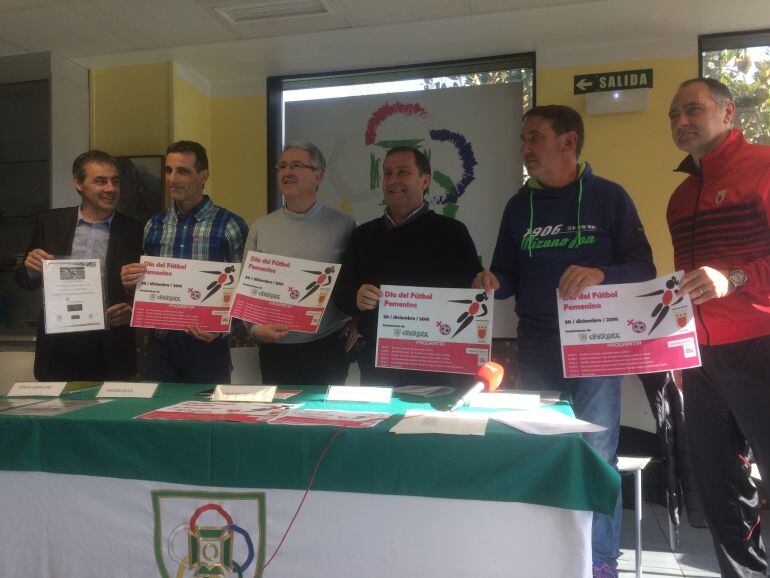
left=527, top=188, right=535, bottom=258
left=525, top=166, right=584, bottom=258
left=576, top=177, right=584, bottom=247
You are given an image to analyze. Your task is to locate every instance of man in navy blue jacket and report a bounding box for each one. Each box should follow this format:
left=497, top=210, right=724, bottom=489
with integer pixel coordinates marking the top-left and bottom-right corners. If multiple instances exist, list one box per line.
left=474, top=105, right=656, bottom=578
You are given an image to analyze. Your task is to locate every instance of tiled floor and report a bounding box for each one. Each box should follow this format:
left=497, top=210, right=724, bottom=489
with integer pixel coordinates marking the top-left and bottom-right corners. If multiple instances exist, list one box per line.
left=617, top=502, right=769, bottom=577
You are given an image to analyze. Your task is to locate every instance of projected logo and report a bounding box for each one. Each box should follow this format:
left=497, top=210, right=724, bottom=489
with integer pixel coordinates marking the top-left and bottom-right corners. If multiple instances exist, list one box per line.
left=365, top=101, right=478, bottom=218
left=152, top=491, right=266, bottom=578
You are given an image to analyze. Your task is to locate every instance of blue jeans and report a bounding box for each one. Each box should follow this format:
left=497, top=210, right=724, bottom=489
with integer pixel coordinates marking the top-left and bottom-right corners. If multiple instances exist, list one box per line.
left=517, top=331, right=622, bottom=568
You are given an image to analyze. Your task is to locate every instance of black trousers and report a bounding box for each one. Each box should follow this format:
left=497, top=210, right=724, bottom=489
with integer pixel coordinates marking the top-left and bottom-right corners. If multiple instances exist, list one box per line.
left=34, top=329, right=136, bottom=382
left=258, top=331, right=349, bottom=386
left=684, top=334, right=770, bottom=578
left=145, top=333, right=232, bottom=384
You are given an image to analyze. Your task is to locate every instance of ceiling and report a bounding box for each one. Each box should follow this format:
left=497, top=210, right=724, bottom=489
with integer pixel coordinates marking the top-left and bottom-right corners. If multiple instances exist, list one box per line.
left=0, top=0, right=769, bottom=91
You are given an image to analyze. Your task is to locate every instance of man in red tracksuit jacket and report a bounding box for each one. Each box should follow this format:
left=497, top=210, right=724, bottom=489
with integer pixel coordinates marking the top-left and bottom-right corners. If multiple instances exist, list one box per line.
left=667, top=77, right=770, bottom=578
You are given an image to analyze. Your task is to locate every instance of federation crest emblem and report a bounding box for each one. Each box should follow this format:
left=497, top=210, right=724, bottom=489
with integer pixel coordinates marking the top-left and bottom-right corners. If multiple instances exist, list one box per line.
left=715, top=189, right=727, bottom=205
left=152, top=490, right=266, bottom=578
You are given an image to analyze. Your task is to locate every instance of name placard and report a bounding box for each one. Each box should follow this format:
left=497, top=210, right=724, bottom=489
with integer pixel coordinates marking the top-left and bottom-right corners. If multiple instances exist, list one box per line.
left=7, top=382, right=67, bottom=397
left=468, top=392, right=541, bottom=410
left=327, top=385, right=393, bottom=404
left=212, top=385, right=276, bottom=403
left=97, top=382, right=159, bottom=399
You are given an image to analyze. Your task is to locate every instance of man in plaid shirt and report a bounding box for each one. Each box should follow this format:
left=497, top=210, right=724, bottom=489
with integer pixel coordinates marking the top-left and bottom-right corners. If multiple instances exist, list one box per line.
left=122, top=141, right=248, bottom=383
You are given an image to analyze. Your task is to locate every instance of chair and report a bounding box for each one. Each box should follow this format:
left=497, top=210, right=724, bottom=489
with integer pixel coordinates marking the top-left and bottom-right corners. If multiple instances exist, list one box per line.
left=617, top=455, right=652, bottom=578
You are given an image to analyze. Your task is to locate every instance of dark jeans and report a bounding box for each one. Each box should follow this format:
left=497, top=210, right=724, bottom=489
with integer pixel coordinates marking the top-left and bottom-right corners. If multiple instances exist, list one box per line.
left=144, top=333, right=232, bottom=384
left=516, top=330, right=622, bottom=568
left=258, top=331, right=350, bottom=386
left=684, top=334, right=770, bottom=578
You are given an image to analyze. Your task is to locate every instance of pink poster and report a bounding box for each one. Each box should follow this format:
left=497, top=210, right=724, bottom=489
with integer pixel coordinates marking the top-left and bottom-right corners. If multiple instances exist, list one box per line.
left=131, top=256, right=239, bottom=332
left=558, top=272, right=701, bottom=377
left=230, top=251, right=339, bottom=333
left=375, top=285, right=493, bottom=375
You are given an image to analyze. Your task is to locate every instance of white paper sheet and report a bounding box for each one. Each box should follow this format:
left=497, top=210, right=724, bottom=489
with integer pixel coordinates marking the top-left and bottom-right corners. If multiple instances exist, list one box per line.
left=1, top=399, right=108, bottom=417
left=492, top=407, right=606, bottom=435
left=390, top=409, right=488, bottom=436
left=42, top=259, right=105, bottom=334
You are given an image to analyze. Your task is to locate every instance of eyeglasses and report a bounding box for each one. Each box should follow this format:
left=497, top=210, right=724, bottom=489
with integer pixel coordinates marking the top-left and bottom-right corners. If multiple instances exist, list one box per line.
left=275, top=162, right=316, bottom=173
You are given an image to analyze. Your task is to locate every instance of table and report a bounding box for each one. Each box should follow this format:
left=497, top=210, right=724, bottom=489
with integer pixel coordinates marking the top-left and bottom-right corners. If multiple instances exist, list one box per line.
left=0, top=385, right=619, bottom=578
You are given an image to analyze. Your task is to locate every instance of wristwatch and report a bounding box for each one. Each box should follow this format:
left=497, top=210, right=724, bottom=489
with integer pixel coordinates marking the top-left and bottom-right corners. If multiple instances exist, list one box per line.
left=728, top=268, right=748, bottom=291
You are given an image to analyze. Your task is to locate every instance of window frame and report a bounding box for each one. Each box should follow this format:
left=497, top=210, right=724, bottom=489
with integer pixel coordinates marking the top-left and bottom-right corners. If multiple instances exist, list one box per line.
left=266, top=52, right=536, bottom=211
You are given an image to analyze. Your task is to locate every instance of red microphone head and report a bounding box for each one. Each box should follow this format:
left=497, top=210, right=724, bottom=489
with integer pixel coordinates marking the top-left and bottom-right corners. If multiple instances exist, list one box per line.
left=476, top=361, right=504, bottom=392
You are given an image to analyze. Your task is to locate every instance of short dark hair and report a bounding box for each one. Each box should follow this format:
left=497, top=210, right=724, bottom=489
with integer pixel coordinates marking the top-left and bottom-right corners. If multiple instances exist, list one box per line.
left=523, top=105, right=585, bottom=158
left=166, top=140, right=209, bottom=172
left=385, top=146, right=432, bottom=176
left=678, top=77, right=734, bottom=105
left=284, top=142, right=326, bottom=172
left=72, top=150, right=118, bottom=182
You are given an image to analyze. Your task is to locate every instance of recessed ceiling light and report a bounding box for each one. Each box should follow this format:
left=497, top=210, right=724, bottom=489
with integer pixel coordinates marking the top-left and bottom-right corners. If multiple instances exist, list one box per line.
left=213, top=0, right=332, bottom=24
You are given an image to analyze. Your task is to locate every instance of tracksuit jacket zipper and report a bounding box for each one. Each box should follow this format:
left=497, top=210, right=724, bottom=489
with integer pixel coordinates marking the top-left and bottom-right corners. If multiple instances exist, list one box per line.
left=690, top=176, right=712, bottom=346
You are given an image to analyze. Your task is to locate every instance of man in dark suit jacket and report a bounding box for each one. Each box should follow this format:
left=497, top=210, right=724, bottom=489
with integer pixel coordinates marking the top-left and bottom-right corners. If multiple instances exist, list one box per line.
left=16, top=150, right=144, bottom=381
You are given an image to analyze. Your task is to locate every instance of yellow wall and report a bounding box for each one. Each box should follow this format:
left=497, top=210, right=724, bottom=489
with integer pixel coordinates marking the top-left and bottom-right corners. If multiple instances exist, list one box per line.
left=90, top=62, right=171, bottom=156
left=537, top=55, right=698, bottom=273
left=211, top=94, right=268, bottom=225
left=172, top=74, right=214, bottom=193
left=90, top=54, right=698, bottom=269
left=92, top=64, right=266, bottom=223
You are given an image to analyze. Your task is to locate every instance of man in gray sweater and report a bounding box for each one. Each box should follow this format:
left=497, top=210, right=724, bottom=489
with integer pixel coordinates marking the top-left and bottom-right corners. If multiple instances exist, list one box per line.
left=245, top=143, right=355, bottom=385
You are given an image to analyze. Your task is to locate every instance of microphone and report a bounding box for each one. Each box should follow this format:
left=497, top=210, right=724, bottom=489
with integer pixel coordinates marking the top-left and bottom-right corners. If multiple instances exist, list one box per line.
left=449, top=361, right=504, bottom=412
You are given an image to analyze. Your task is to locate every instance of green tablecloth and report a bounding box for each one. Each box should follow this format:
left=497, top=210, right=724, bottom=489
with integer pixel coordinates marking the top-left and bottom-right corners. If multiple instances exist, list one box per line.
left=0, top=385, right=619, bottom=515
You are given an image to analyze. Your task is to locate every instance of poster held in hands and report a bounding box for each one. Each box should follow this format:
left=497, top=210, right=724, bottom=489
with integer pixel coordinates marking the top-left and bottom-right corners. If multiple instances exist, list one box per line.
left=557, top=272, right=701, bottom=377
left=376, top=285, right=493, bottom=375
left=130, top=256, right=240, bottom=332
left=230, top=251, right=340, bottom=333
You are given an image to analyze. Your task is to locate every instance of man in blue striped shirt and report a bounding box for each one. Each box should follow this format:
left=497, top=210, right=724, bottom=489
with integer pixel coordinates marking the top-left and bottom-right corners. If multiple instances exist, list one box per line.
left=121, top=141, right=248, bottom=383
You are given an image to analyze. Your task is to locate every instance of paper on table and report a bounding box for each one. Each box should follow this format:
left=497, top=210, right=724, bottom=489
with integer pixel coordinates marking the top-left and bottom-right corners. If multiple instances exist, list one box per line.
left=268, top=409, right=392, bottom=428
left=212, top=385, right=276, bottom=402
left=0, top=399, right=109, bottom=417
left=394, top=386, right=455, bottom=398
left=136, top=401, right=296, bottom=423
left=390, top=409, right=488, bottom=436
left=492, top=407, right=606, bottom=435
left=0, top=399, right=46, bottom=412
left=468, top=391, right=540, bottom=410
left=7, top=381, right=67, bottom=397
